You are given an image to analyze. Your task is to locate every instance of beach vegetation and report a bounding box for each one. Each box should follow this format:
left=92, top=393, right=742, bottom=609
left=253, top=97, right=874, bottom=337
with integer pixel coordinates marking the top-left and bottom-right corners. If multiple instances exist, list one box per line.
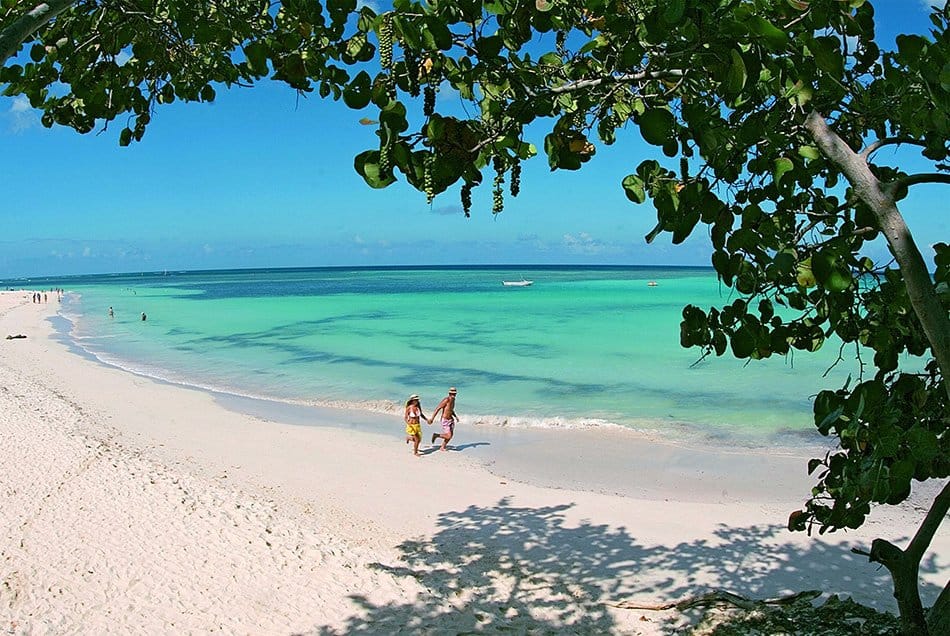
left=295, top=1, right=945, bottom=633
left=4, top=0, right=948, bottom=633
left=0, top=0, right=356, bottom=143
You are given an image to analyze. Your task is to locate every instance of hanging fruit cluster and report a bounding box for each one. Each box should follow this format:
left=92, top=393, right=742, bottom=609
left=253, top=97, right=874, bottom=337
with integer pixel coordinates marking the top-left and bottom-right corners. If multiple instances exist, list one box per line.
left=379, top=13, right=395, bottom=98
left=379, top=134, right=391, bottom=175
left=423, top=85, right=436, bottom=118
left=424, top=153, right=435, bottom=204
left=405, top=49, right=420, bottom=97
left=510, top=159, right=522, bottom=198
left=492, top=156, right=505, bottom=214
left=460, top=181, right=473, bottom=217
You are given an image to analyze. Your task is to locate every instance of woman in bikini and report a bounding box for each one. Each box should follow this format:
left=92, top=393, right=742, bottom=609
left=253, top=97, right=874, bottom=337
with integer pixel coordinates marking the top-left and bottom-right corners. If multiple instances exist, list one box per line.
left=404, top=395, right=428, bottom=456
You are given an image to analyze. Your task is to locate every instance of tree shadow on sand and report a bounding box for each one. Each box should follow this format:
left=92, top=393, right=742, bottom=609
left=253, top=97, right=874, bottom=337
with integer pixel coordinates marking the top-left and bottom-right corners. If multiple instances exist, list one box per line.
left=310, top=497, right=942, bottom=634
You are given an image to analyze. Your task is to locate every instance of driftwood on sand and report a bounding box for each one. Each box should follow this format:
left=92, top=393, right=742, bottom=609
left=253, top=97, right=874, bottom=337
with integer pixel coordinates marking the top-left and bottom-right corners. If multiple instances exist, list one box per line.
left=607, top=589, right=822, bottom=612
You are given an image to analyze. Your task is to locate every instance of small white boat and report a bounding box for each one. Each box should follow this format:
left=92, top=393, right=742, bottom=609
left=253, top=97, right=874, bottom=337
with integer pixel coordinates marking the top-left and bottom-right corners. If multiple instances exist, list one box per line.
left=502, top=278, right=533, bottom=287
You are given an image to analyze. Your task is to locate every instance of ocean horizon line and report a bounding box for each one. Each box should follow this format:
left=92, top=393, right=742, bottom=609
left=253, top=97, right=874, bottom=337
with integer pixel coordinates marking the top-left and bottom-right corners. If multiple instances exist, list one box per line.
left=3, top=263, right=714, bottom=284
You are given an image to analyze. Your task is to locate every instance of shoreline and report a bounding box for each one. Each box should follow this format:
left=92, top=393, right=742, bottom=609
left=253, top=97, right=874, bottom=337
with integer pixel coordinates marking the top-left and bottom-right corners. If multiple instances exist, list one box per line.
left=1, top=290, right=946, bottom=633
left=54, top=301, right=826, bottom=504
left=53, top=277, right=835, bottom=452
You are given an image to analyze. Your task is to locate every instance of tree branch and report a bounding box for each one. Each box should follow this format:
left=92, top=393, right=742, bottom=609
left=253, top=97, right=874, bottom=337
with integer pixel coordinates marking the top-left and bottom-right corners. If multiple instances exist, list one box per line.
left=805, top=111, right=950, bottom=402
left=905, top=480, right=950, bottom=564
left=547, top=69, right=684, bottom=95
left=0, top=0, right=77, bottom=67
left=897, top=173, right=950, bottom=189
left=861, top=137, right=927, bottom=160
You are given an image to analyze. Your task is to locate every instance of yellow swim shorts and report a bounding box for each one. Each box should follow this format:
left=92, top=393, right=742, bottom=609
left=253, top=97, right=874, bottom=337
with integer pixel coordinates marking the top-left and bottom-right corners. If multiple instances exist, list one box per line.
left=405, top=422, right=422, bottom=436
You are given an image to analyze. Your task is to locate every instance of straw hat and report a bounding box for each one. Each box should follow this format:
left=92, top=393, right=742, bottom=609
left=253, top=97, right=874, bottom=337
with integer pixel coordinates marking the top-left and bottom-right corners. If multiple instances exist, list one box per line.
left=448, top=387, right=457, bottom=394
left=407, top=394, right=420, bottom=402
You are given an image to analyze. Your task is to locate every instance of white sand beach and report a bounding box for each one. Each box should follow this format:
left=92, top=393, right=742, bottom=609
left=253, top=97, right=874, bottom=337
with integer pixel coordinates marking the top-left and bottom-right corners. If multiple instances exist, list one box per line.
left=0, top=290, right=946, bottom=634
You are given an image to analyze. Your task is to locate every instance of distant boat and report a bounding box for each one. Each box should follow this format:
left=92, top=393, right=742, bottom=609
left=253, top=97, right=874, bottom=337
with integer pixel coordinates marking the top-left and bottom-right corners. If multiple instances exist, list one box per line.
left=647, top=281, right=658, bottom=287
left=503, top=278, right=533, bottom=287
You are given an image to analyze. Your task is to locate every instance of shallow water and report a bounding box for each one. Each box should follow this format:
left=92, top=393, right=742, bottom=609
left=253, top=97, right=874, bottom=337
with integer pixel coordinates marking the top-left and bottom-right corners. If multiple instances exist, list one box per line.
left=18, top=266, right=866, bottom=448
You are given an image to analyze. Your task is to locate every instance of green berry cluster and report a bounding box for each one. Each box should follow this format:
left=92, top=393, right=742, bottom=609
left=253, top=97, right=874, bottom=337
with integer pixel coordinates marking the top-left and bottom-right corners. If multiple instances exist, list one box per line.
left=380, top=141, right=391, bottom=175
left=460, top=181, right=473, bottom=217
left=424, top=154, right=435, bottom=204
left=379, top=14, right=394, bottom=71
left=423, top=85, right=436, bottom=118
left=379, top=14, right=396, bottom=98
left=573, top=110, right=586, bottom=130
left=405, top=50, right=420, bottom=97
left=510, top=159, right=521, bottom=198
left=492, top=156, right=505, bottom=214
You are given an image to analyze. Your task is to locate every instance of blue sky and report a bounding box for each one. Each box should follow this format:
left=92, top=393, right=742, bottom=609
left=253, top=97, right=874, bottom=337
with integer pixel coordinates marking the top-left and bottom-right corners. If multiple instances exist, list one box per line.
left=1, top=0, right=946, bottom=277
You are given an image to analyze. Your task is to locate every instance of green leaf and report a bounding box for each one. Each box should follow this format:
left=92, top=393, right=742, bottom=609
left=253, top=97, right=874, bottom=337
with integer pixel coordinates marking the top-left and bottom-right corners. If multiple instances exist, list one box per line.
left=809, top=36, right=844, bottom=77
left=425, top=16, right=453, bottom=50
left=940, top=63, right=950, bottom=93
left=785, top=80, right=813, bottom=108
left=485, top=1, right=509, bottom=15
left=747, top=16, right=788, bottom=50
left=637, top=108, right=675, bottom=146
left=773, top=157, right=794, bottom=184
left=663, top=0, right=685, bottom=25
left=812, top=250, right=853, bottom=293
left=622, top=174, right=646, bottom=203
left=379, top=100, right=409, bottom=132
left=798, top=145, right=821, bottom=160
left=725, top=49, right=747, bottom=96
left=795, top=257, right=816, bottom=287
left=730, top=326, right=755, bottom=358
left=342, top=70, right=372, bottom=109
left=119, top=128, right=133, bottom=147
left=907, top=428, right=939, bottom=463
left=354, top=150, right=397, bottom=188
left=888, top=459, right=915, bottom=500
left=896, top=35, right=927, bottom=63
left=476, top=35, right=504, bottom=58
left=243, top=42, right=269, bottom=75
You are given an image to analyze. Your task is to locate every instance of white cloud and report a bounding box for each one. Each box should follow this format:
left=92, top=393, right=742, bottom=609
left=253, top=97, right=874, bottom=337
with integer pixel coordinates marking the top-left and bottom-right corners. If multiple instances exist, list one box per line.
left=203, top=244, right=214, bottom=254
left=82, top=246, right=91, bottom=257
left=562, top=232, right=606, bottom=255
left=353, top=234, right=365, bottom=245
left=6, top=95, right=40, bottom=133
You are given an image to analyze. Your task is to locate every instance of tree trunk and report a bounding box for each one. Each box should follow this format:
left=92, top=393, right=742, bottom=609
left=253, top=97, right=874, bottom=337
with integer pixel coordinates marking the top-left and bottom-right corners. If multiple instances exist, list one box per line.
left=0, top=1, right=77, bottom=67
left=804, top=111, right=950, bottom=403
left=804, top=112, right=950, bottom=635
left=869, top=538, right=929, bottom=635
left=927, top=580, right=950, bottom=636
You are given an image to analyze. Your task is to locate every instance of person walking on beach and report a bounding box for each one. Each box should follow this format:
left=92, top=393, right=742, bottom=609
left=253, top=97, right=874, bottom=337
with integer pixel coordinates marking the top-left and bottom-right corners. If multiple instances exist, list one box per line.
left=429, top=387, right=459, bottom=451
left=404, top=395, right=428, bottom=457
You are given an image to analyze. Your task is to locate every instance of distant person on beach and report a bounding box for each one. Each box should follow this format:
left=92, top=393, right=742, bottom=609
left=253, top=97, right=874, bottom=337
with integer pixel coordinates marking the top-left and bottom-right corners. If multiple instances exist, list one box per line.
left=429, top=387, right=459, bottom=451
left=141, top=312, right=147, bottom=321
left=108, top=306, right=114, bottom=318
left=403, top=395, right=428, bottom=457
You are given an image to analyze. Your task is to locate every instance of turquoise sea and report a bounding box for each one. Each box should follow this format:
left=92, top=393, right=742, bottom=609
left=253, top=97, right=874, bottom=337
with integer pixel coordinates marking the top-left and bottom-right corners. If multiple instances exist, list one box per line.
left=15, top=266, right=862, bottom=449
